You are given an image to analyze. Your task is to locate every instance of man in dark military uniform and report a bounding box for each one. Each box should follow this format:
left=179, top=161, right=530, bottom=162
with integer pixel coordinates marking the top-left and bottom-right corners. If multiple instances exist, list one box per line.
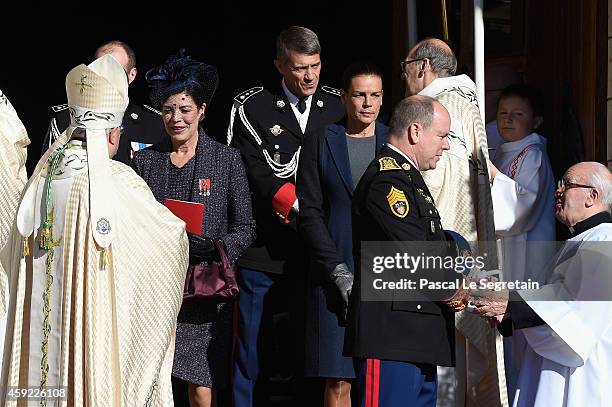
left=43, top=40, right=164, bottom=164
left=227, top=26, right=344, bottom=406
left=346, top=95, right=471, bottom=407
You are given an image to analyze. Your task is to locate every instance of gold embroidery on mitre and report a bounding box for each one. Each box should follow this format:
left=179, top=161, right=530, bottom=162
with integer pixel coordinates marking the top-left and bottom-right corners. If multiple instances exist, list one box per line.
left=378, top=157, right=401, bottom=171
left=75, top=74, right=93, bottom=95
left=387, top=186, right=409, bottom=218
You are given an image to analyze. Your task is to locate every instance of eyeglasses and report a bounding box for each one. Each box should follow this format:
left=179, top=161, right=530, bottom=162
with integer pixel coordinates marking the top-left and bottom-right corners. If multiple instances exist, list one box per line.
left=400, top=58, right=426, bottom=72
left=557, top=179, right=594, bottom=191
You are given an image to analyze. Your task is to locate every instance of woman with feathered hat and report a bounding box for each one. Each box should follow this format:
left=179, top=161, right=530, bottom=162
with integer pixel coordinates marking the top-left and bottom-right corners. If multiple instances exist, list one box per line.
left=132, top=49, right=255, bottom=407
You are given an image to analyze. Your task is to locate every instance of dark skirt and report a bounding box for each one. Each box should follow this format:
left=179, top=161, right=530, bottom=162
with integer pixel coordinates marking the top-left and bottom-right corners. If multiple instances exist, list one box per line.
left=172, top=300, right=233, bottom=388
left=304, top=274, right=356, bottom=379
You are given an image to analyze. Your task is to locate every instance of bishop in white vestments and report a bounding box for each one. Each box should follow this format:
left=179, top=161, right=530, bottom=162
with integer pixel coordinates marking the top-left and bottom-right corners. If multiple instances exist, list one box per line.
left=0, top=55, right=188, bottom=406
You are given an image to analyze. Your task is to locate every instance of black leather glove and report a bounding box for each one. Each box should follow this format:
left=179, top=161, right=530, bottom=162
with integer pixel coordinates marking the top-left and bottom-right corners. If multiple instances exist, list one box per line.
left=188, top=233, right=218, bottom=264
left=330, top=263, right=353, bottom=321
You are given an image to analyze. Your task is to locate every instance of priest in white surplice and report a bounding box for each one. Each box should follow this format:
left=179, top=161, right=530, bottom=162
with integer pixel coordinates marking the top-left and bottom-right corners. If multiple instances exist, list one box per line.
left=0, top=55, right=188, bottom=406
left=474, top=162, right=612, bottom=406
left=0, top=90, right=30, bottom=363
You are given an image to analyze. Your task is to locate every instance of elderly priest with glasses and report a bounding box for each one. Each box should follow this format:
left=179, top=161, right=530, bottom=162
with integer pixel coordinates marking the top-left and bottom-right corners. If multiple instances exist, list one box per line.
left=474, top=161, right=612, bottom=407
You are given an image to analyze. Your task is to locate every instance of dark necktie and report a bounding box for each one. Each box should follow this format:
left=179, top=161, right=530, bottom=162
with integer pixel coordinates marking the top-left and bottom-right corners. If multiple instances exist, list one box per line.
left=297, top=97, right=307, bottom=114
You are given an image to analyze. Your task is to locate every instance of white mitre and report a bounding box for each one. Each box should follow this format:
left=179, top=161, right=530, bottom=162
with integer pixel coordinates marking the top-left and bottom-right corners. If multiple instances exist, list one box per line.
left=17, top=54, right=129, bottom=253
left=65, top=54, right=129, bottom=249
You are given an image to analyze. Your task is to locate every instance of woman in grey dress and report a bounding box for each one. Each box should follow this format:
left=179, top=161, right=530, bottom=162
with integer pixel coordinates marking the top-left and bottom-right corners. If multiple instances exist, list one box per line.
left=132, top=49, right=255, bottom=407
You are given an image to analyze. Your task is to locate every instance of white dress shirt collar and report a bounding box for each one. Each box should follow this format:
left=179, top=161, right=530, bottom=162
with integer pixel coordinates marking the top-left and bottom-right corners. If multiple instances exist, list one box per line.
left=386, top=143, right=417, bottom=169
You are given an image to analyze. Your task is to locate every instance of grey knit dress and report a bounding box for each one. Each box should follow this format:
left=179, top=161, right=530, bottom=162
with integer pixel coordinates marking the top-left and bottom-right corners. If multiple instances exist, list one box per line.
left=132, top=132, right=255, bottom=388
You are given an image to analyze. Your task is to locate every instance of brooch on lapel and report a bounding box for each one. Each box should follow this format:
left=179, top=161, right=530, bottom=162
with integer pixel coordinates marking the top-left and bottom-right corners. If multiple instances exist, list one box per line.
left=198, top=179, right=211, bottom=196
left=276, top=100, right=286, bottom=108
left=270, top=125, right=284, bottom=136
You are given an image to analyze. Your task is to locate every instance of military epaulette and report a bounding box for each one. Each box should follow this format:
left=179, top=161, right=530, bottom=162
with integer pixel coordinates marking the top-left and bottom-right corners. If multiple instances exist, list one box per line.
left=143, top=104, right=161, bottom=116
left=321, top=85, right=341, bottom=97
left=378, top=157, right=402, bottom=171
left=234, top=86, right=264, bottom=105
left=51, top=103, right=68, bottom=113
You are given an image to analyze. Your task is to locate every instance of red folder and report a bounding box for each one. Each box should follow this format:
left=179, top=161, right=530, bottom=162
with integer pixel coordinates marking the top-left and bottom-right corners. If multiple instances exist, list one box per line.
left=164, top=199, right=204, bottom=235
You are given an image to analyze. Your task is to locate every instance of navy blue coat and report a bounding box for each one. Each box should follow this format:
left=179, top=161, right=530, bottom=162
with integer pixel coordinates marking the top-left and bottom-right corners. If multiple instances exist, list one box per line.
left=297, top=119, right=388, bottom=377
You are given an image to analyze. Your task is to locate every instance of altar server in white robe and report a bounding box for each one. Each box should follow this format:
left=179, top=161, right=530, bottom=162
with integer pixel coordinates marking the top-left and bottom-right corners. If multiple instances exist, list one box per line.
left=474, top=161, right=612, bottom=407
left=0, top=90, right=30, bottom=361
left=489, top=84, right=556, bottom=285
left=0, top=54, right=188, bottom=406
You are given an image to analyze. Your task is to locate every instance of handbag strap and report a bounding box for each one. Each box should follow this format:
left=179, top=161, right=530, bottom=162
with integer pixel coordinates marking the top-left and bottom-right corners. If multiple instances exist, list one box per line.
left=213, top=239, right=231, bottom=266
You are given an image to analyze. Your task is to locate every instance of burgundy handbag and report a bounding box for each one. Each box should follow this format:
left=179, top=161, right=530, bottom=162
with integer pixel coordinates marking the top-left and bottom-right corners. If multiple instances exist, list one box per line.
left=183, top=240, right=239, bottom=303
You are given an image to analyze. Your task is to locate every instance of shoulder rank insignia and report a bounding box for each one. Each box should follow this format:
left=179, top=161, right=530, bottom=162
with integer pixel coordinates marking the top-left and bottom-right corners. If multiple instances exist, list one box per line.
left=378, top=157, right=401, bottom=171
left=321, top=85, right=340, bottom=97
left=51, top=103, right=68, bottom=113
left=387, top=186, right=409, bottom=218
left=234, top=86, right=264, bottom=105
left=143, top=104, right=161, bottom=116
left=402, top=163, right=411, bottom=171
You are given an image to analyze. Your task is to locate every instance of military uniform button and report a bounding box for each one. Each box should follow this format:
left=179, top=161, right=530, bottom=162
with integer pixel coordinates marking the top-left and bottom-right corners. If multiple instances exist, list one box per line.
left=274, top=144, right=279, bottom=149
left=429, top=210, right=433, bottom=214
left=416, top=304, right=422, bottom=310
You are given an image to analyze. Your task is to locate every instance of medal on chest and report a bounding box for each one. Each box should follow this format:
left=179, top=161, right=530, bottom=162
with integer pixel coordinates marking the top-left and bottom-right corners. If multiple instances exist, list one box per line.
left=198, top=178, right=211, bottom=196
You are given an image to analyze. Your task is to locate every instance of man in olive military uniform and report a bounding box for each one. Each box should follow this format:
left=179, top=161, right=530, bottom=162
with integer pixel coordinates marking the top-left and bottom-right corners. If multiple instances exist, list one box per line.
left=346, top=95, right=470, bottom=407
left=227, top=26, right=344, bottom=406
left=43, top=40, right=164, bottom=163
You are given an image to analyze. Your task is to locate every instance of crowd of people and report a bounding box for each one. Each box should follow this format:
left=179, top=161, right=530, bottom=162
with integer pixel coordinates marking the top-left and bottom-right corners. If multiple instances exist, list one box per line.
left=0, top=25, right=611, bottom=407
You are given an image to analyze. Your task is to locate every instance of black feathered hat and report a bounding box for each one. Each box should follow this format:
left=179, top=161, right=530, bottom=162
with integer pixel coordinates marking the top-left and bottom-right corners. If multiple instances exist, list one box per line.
left=145, top=49, right=219, bottom=109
